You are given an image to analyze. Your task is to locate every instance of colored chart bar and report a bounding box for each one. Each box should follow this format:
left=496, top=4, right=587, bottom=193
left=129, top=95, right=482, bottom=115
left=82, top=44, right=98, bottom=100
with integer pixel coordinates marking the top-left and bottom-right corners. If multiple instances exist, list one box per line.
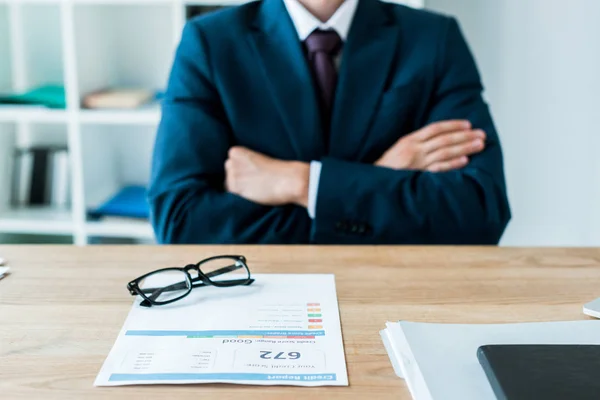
left=308, top=319, right=322, bottom=323
left=307, top=314, right=322, bottom=317
left=308, top=325, right=323, bottom=329
left=127, top=330, right=325, bottom=337
left=307, top=303, right=320, bottom=306
left=307, top=308, right=321, bottom=312
left=188, top=335, right=322, bottom=339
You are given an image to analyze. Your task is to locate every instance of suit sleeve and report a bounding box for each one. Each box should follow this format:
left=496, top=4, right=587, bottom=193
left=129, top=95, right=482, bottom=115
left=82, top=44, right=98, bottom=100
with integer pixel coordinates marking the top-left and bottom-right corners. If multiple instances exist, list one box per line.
left=148, top=22, right=311, bottom=244
left=312, top=18, right=511, bottom=245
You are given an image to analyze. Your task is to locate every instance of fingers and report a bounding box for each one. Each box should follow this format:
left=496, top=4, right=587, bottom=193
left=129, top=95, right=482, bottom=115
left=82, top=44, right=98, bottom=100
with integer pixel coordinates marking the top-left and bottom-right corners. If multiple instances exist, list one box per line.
left=416, top=120, right=472, bottom=142
left=424, top=129, right=486, bottom=154
left=427, top=156, right=469, bottom=173
left=376, top=120, right=485, bottom=172
left=425, top=136, right=485, bottom=166
left=226, top=147, right=247, bottom=193
left=224, top=159, right=233, bottom=192
left=228, top=146, right=251, bottom=160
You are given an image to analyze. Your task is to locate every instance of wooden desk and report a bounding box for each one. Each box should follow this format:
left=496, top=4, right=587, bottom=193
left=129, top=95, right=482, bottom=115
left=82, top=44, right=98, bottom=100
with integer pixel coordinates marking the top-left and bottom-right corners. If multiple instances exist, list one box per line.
left=1, top=246, right=599, bottom=399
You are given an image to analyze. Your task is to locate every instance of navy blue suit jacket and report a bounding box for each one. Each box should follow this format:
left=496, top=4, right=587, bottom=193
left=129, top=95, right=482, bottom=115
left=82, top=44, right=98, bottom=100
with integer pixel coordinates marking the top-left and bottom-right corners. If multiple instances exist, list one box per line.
left=149, top=0, right=511, bottom=244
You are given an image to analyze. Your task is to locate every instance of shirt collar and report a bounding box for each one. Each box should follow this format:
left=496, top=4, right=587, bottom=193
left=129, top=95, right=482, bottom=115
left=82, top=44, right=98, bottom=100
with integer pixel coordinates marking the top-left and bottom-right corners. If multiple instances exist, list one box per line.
left=282, top=0, right=359, bottom=41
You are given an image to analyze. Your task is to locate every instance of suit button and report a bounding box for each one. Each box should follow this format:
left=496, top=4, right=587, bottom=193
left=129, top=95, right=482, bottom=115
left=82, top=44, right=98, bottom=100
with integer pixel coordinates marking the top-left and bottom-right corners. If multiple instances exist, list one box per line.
left=335, top=221, right=346, bottom=232
left=358, top=225, right=366, bottom=235
left=351, top=224, right=359, bottom=233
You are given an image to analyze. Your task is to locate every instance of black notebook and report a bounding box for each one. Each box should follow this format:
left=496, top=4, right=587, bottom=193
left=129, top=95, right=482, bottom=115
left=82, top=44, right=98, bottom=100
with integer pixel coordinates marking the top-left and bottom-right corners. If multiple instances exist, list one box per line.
left=477, top=345, right=600, bottom=400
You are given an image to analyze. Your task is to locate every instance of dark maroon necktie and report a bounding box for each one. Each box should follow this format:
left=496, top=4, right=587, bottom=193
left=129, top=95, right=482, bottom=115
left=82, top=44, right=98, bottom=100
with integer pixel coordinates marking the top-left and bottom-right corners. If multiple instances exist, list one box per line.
left=305, top=29, right=342, bottom=143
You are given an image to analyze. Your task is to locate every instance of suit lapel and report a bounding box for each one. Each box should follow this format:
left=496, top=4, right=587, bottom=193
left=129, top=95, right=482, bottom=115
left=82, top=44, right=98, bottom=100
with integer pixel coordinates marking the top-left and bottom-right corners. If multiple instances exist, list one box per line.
left=247, top=0, right=325, bottom=160
left=330, top=0, right=401, bottom=159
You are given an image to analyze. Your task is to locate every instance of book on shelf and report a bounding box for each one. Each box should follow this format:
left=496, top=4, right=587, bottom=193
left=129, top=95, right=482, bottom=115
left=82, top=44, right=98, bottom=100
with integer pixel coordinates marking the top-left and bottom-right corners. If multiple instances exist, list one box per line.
left=11, top=147, right=70, bottom=208
left=12, top=150, right=33, bottom=206
left=29, top=147, right=50, bottom=205
left=49, top=150, right=70, bottom=208
left=82, top=88, right=155, bottom=110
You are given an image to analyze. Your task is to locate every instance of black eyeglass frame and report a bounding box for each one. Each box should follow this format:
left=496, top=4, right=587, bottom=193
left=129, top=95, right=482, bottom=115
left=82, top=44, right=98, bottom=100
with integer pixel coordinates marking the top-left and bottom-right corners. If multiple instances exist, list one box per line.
left=127, top=255, right=254, bottom=307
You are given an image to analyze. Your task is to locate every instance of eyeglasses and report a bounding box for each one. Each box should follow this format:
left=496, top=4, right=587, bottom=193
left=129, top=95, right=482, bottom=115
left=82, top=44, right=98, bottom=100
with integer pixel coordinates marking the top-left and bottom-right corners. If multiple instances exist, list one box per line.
left=127, top=255, right=254, bottom=307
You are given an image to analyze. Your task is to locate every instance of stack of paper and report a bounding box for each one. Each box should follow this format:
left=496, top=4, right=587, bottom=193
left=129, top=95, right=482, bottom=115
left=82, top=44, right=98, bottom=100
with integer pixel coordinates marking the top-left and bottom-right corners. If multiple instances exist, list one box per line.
left=0, top=267, right=9, bottom=280
left=380, top=320, right=600, bottom=400
left=583, top=298, right=600, bottom=318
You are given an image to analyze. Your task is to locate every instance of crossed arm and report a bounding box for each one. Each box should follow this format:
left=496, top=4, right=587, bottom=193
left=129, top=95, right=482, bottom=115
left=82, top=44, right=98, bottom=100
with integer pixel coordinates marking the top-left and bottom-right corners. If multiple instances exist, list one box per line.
left=225, top=119, right=487, bottom=211
left=148, top=19, right=511, bottom=245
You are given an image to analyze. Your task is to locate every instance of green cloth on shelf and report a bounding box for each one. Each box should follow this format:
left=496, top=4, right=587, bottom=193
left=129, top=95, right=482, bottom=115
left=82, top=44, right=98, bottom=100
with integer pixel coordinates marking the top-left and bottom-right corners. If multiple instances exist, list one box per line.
left=0, top=85, right=66, bottom=109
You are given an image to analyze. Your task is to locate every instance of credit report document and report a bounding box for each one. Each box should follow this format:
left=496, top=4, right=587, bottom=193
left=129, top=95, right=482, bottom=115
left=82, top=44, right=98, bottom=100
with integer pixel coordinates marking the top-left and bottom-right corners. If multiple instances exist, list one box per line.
left=95, top=274, right=348, bottom=386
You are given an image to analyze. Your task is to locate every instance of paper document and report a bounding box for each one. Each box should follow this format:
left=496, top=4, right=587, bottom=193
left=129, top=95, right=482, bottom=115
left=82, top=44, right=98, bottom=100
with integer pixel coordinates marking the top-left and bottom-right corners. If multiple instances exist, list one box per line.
left=95, top=274, right=348, bottom=386
left=583, top=297, right=600, bottom=318
left=381, top=320, right=600, bottom=400
left=0, top=266, right=9, bottom=279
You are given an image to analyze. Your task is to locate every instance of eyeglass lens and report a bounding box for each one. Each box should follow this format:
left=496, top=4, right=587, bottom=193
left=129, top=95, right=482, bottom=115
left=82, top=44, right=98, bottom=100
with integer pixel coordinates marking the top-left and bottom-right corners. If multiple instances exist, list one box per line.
left=138, top=269, right=191, bottom=303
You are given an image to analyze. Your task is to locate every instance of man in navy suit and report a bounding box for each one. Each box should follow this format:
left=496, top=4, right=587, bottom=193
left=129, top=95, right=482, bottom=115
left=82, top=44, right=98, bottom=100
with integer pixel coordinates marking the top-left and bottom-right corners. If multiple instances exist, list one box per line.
left=149, top=0, right=511, bottom=244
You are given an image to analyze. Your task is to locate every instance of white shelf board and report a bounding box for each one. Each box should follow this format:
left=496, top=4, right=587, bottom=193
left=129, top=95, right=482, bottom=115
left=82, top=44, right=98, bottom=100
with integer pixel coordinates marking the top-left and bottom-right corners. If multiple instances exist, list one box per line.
left=78, top=108, right=161, bottom=125
left=85, top=218, right=154, bottom=239
left=0, top=0, right=271, bottom=4
left=0, top=0, right=62, bottom=4
left=0, top=0, right=168, bottom=3
left=72, top=0, right=172, bottom=4
left=0, top=105, right=67, bottom=124
left=0, top=207, right=73, bottom=235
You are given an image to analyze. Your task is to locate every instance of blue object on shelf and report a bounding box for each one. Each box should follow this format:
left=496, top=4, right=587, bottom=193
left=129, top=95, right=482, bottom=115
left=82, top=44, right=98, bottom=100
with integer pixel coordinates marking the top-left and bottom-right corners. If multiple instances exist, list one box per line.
left=88, top=185, right=150, bottom=220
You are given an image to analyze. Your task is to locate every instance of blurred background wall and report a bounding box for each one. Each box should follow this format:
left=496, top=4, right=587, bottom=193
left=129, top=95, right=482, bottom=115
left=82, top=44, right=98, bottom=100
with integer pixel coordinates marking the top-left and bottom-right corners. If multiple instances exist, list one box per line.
left=428, top=0, right=600, bottom=246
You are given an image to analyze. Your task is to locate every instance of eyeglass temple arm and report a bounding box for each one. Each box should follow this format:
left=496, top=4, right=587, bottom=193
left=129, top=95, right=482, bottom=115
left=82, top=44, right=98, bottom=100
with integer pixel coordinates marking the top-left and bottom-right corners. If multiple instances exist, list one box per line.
left=139, top=262, right=247, bottom=301
left=141, top=280, right=207, bottom=301
left=144, top=285, right=178, bottom=302
left=142, top=277, right=251, bottom=300
left=138, top=278, right=254, bottom=307
left=204, top=262, right=244, bottom=278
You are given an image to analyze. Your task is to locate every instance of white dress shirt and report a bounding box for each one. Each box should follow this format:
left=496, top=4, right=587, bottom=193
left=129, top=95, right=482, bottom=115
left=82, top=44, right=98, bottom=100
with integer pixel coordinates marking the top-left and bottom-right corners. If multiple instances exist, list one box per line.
left=282, top=0, right=359, bottom=219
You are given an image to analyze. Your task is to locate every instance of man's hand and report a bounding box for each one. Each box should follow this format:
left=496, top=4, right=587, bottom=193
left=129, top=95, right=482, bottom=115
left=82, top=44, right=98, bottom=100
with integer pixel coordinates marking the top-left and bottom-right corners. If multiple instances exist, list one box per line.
left=225, top=147, right=310, bottom=207
left=375, top=120, right=486, bottom=172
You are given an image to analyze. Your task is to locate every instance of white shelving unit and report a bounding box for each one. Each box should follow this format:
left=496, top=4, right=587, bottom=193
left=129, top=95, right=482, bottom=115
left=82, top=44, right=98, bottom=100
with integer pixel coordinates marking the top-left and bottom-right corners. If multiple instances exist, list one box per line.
left=0, top=0, right=423, bottom=245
